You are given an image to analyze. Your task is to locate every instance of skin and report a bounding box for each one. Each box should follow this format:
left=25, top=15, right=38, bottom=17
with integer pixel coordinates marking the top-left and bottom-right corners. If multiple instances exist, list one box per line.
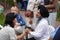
left=48, top=37, right=53, bottom=40
left=13, top=18, right=26, bottom=40
left=44, top=0, right=58, bottom=12
left=25, top=11, right=41, bottom=34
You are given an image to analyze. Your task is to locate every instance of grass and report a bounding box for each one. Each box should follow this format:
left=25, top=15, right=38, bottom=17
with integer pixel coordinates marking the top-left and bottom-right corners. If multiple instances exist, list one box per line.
left=0, top=13, right=5, bottom=25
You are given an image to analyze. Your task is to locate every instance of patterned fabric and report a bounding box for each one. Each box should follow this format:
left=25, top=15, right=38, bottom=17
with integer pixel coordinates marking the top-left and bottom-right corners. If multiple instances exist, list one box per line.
left=16, top=14, right=26, bottom=26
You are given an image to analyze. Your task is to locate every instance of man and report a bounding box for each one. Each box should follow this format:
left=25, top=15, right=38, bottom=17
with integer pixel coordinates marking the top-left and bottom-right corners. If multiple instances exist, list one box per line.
left=25, top=5, right=50, bottom=40
left=27, top=0, right=58, bottom=27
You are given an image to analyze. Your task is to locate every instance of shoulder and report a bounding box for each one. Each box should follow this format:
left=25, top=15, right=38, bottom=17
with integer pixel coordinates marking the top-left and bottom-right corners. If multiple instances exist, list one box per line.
left=37, top=18, right=49, bottom=28
left=6, top=25, right=15, bottom=32
left=40, top=18, right=48, bottom=24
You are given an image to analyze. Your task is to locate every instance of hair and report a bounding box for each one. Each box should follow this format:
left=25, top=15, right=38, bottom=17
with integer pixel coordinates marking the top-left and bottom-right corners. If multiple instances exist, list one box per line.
left=4, top=13, right=17, bottom=28
left=38, top=5, right=49, bottom=18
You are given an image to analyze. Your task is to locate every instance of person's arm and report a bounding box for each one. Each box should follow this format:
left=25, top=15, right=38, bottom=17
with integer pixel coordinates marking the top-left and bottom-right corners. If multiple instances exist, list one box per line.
left=16, top=32, right=26, bottom=40
left=44, top=0, right=58, bottom=9
left=26, top=23, right=48, bottom=38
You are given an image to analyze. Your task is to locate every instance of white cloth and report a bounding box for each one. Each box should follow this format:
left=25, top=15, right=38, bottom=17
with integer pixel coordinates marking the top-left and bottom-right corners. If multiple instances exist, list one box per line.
left=28, top=18, right=50, bottom=40
left=0, top=25, right=3, bottom=29
left=48, top=12, right=57, bottom=26
left=27, top=0, right=44, bottom=27
left=27, top=0, right=39, bottom=11
left=39, top=0, right=44, bottom=5
left=49, top=25, right=55, bottom=36
left=0, top=25, right=16, bottom=40
left=27, top=0, right=39, bottom=27
left=27, top=0, right=35, bottom=11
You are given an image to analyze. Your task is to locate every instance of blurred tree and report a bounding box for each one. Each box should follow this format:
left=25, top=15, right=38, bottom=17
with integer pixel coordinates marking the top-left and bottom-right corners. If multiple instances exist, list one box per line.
left=0, top=0, right=14, bottom=9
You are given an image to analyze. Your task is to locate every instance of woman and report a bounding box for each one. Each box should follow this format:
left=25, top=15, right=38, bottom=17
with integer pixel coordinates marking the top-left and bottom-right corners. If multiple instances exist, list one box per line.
left=0, top=13, right=26, bottom=40
left=25, top=5, right=50, bottom=40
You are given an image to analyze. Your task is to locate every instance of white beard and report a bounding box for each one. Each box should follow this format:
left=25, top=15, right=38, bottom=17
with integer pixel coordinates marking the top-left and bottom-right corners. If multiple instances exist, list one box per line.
left=14, top=26, right=23, bottom=33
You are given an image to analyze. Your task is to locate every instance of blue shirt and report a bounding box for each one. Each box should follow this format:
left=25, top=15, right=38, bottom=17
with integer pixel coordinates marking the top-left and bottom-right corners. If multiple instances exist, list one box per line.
left=16, top=14, right=26, bottom=26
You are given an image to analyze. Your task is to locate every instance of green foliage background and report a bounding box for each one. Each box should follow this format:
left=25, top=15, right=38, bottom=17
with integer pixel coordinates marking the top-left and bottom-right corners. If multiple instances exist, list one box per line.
left=0, top=13, right=5, bottom=25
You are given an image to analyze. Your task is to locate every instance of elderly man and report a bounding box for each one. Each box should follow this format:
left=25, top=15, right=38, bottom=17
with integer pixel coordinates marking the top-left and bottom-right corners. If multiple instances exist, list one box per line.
left=27, top=0, right=58, bottom=27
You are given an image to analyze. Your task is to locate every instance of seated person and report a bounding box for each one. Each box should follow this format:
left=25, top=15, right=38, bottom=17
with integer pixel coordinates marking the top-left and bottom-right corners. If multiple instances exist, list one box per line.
left=25, top=5, right=50, bottom=40
left=0, top=13, right=26, bottom=40
left=11, top=6, right=26, bottom=26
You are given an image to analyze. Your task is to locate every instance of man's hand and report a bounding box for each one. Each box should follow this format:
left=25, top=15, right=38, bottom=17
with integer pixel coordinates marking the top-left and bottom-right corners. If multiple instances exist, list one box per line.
left=25, top=28, right=30, bottom=34
left=29, top=18, right=33, bottom=24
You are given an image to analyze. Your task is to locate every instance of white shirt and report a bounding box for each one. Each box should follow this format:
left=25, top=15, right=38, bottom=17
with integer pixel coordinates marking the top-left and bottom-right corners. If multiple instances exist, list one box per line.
left=28, top=18, right=50, bottom=40
left=27, top=0, right=39, bottom=11
left=0, top=25, right=16, bottom=40
left=49, top=25, right=55, bottom=36
left=27, top=0, right=35, bottom=11
left=39, top=0, right=44, bottom=5
left=27, top=0, right=44, bottom=11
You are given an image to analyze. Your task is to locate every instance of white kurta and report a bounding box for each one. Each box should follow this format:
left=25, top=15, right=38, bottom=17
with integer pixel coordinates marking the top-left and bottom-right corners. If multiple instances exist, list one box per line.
left=0, top=25, right=16, bottom=40
left=29, top=18, right=50, bottom=40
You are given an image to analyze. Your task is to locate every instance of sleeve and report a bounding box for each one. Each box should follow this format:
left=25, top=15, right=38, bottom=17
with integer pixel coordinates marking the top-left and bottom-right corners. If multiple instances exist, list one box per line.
left=9, top=29, right=16, bottom=40
left=29, top=22, right=47, bottom=38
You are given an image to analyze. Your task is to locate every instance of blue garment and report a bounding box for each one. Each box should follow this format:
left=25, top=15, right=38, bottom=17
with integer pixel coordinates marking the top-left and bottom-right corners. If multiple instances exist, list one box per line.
left=23, top=1, right=28, bottom=10
left=16, top=14, right=26, bottom=26
left=18, top=2, right=22, bottom=10
left=53, top=26, right=60, bottom=40
left=52, top=28, right=58, bottom=38
left=52, top=25, right=60, bottom=39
